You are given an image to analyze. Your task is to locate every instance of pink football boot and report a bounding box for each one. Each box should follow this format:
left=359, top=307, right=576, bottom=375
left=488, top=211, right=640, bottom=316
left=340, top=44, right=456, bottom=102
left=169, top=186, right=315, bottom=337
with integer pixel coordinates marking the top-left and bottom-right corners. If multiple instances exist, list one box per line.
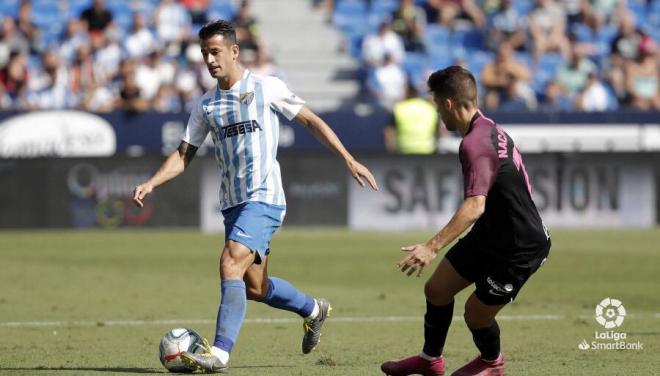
left=451, top=354, right=504, bottom=376
left=381, top=354, right=446, bottom=376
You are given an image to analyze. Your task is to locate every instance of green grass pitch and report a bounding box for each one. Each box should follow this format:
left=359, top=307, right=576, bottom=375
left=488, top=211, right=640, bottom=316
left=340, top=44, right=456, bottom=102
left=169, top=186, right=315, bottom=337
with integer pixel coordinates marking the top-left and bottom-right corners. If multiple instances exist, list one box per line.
left=0, top=229, right=658, bottom=375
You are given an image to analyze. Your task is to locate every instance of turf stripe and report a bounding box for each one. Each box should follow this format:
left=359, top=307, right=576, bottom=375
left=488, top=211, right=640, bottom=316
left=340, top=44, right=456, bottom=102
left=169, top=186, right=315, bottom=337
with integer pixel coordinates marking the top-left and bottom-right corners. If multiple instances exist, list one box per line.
left=2, top=314, right=658, bottom=328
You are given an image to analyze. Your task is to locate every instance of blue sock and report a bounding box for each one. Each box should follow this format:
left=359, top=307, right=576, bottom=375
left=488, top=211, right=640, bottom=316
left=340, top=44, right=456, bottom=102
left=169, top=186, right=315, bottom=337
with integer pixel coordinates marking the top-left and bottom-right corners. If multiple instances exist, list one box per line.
left=213, top=279, right=247, bottom=353
left=262, top=277, right=315, bottom=318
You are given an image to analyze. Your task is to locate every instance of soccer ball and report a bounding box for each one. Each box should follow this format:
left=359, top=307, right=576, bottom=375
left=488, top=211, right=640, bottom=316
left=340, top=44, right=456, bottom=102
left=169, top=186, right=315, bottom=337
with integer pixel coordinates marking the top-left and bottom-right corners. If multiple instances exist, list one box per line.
left=158, top=328, right=206, bottom=372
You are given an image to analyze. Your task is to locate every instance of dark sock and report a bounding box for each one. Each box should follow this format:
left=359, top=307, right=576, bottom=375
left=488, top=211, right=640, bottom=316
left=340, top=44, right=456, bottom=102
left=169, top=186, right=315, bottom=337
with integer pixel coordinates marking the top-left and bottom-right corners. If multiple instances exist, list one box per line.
left=469, top=320, right=500, bottom=361
left=422, top=300, right=454, bottom=357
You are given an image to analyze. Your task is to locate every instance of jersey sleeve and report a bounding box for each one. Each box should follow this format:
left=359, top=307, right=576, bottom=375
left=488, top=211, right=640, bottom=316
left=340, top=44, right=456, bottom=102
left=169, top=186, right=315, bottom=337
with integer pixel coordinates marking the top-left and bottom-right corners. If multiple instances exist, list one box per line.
left=265, top=76, right=305, bottom=120
left=459, top=139, right=499, bottom=198
left=181, top=99, right=209, bottom=147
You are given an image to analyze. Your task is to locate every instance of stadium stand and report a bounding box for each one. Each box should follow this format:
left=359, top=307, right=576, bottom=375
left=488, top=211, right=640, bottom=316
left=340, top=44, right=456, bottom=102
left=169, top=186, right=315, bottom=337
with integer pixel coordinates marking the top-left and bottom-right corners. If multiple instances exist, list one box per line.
left=0, top=0, right=261, bottom=112
left=0, top=0, right=659, bottom=112
left=328, top=0, right=660, bottom=111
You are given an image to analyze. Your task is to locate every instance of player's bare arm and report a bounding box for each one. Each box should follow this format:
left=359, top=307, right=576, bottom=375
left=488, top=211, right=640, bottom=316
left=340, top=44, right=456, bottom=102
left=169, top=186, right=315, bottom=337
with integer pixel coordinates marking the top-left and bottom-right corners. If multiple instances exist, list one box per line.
left=398, top=195, right=486, bottom=277
left=294, top=105, right=378, bottom=191
left=132, top=141, right=198, bottom=208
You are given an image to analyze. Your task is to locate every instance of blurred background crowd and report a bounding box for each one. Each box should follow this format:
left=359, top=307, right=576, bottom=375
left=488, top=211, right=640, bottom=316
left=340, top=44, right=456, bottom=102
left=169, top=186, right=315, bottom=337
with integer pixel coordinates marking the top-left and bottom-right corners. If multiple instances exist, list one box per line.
left=0, top=0, right=281, bottom=112
left=0, top=0, right=659, bottom=114
left=323, top=0, right=660, bottom=111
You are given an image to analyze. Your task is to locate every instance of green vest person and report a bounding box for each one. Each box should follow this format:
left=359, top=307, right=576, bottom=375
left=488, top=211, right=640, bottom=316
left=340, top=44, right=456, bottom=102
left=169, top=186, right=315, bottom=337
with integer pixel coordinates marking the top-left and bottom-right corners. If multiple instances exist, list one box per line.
left=384, top=84, right=439, bottom=154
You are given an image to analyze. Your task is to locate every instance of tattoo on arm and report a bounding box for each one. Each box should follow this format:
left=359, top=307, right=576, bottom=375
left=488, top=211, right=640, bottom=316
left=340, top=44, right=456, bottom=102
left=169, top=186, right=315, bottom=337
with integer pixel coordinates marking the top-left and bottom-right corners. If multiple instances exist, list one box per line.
left=177, top=141, right=198, bottom=166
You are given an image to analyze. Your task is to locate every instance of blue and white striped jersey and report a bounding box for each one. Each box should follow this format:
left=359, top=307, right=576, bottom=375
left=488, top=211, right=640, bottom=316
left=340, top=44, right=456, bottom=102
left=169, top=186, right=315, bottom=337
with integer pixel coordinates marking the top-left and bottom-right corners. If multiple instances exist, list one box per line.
left=182, top=69, right=304, bottom=210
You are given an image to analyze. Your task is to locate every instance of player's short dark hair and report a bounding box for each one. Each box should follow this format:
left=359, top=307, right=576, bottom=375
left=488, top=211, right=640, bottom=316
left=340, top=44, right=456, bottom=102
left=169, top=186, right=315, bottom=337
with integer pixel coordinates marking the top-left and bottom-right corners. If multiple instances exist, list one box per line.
left=198, top=20, right=237, bottom=45
left=427, top=65, right=478, bottom=107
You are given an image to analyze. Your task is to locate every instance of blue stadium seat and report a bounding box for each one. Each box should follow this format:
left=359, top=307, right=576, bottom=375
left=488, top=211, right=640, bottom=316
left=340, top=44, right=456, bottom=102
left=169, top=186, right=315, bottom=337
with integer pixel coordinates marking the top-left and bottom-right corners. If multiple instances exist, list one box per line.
left=538, top=52, right=565, bottom=73
left=368, top=12, right=389, bottom=31
left=334, top=0, right=368, bottom=33
left=365, top=66, right=381, bottom=92
left=648, top=0, right=660, bottom=27
left=425, top=24, right=450, bottom=51
left=402, top=52, right=427, bottom=89
left=427, top=49, right=453, bottom=71
left=626, top=0, right=647, bottom=26
left=0, top=0, right=20, bottom=18
left=131, top=0, right=156, bottom=15
left=604, top=84, right=619, bottom=111
left=67, top=0, right=92, bottom=18
left=208, top=2, right=236, bottom=21
left=450, top=28, right=483, bottom=51
left=573, top=23, right=618, bottom=60
left=106, top=2, right=133, bottom=32
left=32, top=1, right=61, bottom=30
left=515, top=51, right=533, bottom=68
left=348, top=31, right=365, bottom=59
left=512, top=0, right=534, bottom=16
left=27, top=55, right=41, bottom=71
left=467, top=50, right=494, bottom=82
left=370, top=0, right=399, bottom=18
left=571, top=23, right=591, bottom=42
left=346, top=21, right=373, bottom=59
left=533, top=52, right=565, bottom=94
left=596, top=25, right=618, bottom=56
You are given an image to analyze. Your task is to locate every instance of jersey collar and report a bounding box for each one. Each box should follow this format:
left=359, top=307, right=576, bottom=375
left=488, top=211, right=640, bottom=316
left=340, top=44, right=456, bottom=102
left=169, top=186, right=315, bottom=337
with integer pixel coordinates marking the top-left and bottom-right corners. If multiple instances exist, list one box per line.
left=218, top=69, right=250, bottom=92
left=466, top=109, right=481, bottom=135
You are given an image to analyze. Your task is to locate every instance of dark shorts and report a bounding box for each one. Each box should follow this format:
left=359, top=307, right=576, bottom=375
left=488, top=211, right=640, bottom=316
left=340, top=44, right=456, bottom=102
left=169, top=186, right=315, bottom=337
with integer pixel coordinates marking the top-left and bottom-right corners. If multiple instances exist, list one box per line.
left=445, top=234, right=551, bottom=306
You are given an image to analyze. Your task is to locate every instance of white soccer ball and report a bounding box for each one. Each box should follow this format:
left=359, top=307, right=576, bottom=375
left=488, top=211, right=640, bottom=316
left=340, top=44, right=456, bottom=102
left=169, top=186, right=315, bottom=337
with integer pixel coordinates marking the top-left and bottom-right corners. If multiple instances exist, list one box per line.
left=158, top=328, right=206, bottom=372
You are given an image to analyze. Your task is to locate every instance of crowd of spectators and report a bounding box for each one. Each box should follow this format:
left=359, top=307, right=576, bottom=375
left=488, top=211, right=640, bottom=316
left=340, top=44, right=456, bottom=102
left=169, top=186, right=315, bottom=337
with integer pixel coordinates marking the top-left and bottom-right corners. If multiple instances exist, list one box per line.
left=328, top=0, right=660, bottom=111
left=2, top=0, right=659, bottom=113
left=0, top=0, right=281, bottom=112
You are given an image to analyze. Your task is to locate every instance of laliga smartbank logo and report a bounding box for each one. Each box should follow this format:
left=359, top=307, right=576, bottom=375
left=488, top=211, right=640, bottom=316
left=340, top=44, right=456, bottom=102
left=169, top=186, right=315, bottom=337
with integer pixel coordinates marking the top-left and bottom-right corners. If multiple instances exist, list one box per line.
left=578, top=298, right=643, bottom=351
left=595, top=297, right=625, bottom=328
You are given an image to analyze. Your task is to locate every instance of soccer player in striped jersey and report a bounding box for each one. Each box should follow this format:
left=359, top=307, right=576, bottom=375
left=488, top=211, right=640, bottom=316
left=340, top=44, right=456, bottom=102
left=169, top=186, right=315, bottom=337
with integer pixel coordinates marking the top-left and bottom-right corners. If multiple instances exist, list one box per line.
left=133, top=20, right=378, bottom=373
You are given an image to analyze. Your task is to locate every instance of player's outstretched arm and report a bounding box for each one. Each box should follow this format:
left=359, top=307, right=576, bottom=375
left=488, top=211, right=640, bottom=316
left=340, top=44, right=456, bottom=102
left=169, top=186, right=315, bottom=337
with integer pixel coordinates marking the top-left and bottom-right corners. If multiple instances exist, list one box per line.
left=133, top=141, right=198, bottom=208
left=293, top=106, right=378, bottom=191
left=398, top=195, right=486, bottom=277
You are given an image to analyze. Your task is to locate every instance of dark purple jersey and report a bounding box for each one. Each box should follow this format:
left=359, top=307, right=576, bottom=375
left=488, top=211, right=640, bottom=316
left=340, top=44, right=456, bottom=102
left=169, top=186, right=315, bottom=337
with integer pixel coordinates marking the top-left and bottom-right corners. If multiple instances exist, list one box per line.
left=459, top=110, right=548, bottom=255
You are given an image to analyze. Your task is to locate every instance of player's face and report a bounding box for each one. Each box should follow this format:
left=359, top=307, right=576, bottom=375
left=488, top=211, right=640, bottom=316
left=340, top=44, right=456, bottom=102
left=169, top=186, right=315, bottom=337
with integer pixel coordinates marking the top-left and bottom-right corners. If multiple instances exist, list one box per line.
left=200, top=35, right=239, bottom=79
left=433, top=94, right=457, bottom=131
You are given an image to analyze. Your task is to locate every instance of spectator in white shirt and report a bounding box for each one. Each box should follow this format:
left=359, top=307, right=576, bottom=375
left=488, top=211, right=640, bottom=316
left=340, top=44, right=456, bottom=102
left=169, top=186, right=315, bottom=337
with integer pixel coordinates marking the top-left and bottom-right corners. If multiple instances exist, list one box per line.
left=362, top=21, right=405, bottom=67
left=58, top=20, right=89, bottom=65
left=370, top=53, right=407, bottom=108
left=25, top=51, right=75, bottom=109
left=576, top=73, right=610, bottom=111
left=153, top=0, right=190, bottom=46
left=125, top=13, right=157, bottom=59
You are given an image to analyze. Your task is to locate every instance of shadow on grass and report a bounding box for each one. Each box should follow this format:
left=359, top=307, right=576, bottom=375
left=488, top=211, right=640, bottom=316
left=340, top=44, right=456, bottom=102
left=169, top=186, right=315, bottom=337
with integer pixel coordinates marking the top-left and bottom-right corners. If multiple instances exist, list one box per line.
left=0, top=364, right=296, bottom=373
left=0, top=368, right=164, bottom=374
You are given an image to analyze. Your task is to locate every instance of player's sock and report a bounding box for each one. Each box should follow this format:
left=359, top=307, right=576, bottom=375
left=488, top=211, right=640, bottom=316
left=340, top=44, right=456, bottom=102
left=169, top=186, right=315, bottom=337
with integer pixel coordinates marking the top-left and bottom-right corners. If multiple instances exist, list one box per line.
left=469, top=319, right=501, bottom=361
left=304, top=300, right=320, bottom=321
left=210, top=346, right=230, bottom=364
left=213, top=279, right=247, bottom=357
left=422, top=299, right=454, bottom=357
left=418, top=352, right=438, bottom=361
left=260, top=277, right=316, bottom=318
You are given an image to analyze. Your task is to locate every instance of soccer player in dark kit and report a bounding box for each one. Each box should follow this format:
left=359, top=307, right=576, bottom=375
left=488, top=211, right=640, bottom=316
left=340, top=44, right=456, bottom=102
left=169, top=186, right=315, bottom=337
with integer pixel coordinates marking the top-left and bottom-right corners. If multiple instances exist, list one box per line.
left=381, top=66, right=551, bottom=376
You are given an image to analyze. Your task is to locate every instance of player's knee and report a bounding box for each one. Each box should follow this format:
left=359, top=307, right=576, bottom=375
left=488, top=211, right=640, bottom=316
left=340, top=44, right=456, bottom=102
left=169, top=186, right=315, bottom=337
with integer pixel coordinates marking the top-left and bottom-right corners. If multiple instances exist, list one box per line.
left=424, top=281, right=452, bottom=306
left=220, top=248, right=245, bottom=279
left=463, top=304, right=492, bottom=329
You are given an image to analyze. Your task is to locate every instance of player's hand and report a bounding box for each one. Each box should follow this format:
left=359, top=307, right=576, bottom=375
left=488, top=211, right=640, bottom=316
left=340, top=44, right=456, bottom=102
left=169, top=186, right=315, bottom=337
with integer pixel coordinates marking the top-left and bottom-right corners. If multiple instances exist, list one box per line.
left=133, top=183, right=154, bottom=208
left=397, top=243, right=438, bottom=277
left=347, top=159, right=378, bottom=191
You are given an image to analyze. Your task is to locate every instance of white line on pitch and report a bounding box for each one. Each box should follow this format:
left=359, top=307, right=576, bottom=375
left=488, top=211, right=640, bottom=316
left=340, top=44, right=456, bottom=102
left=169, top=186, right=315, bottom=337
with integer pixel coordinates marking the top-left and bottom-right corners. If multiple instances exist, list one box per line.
left=0, top=315, right=561, bottom=328
left=1, top=314, right=658, bottom=328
